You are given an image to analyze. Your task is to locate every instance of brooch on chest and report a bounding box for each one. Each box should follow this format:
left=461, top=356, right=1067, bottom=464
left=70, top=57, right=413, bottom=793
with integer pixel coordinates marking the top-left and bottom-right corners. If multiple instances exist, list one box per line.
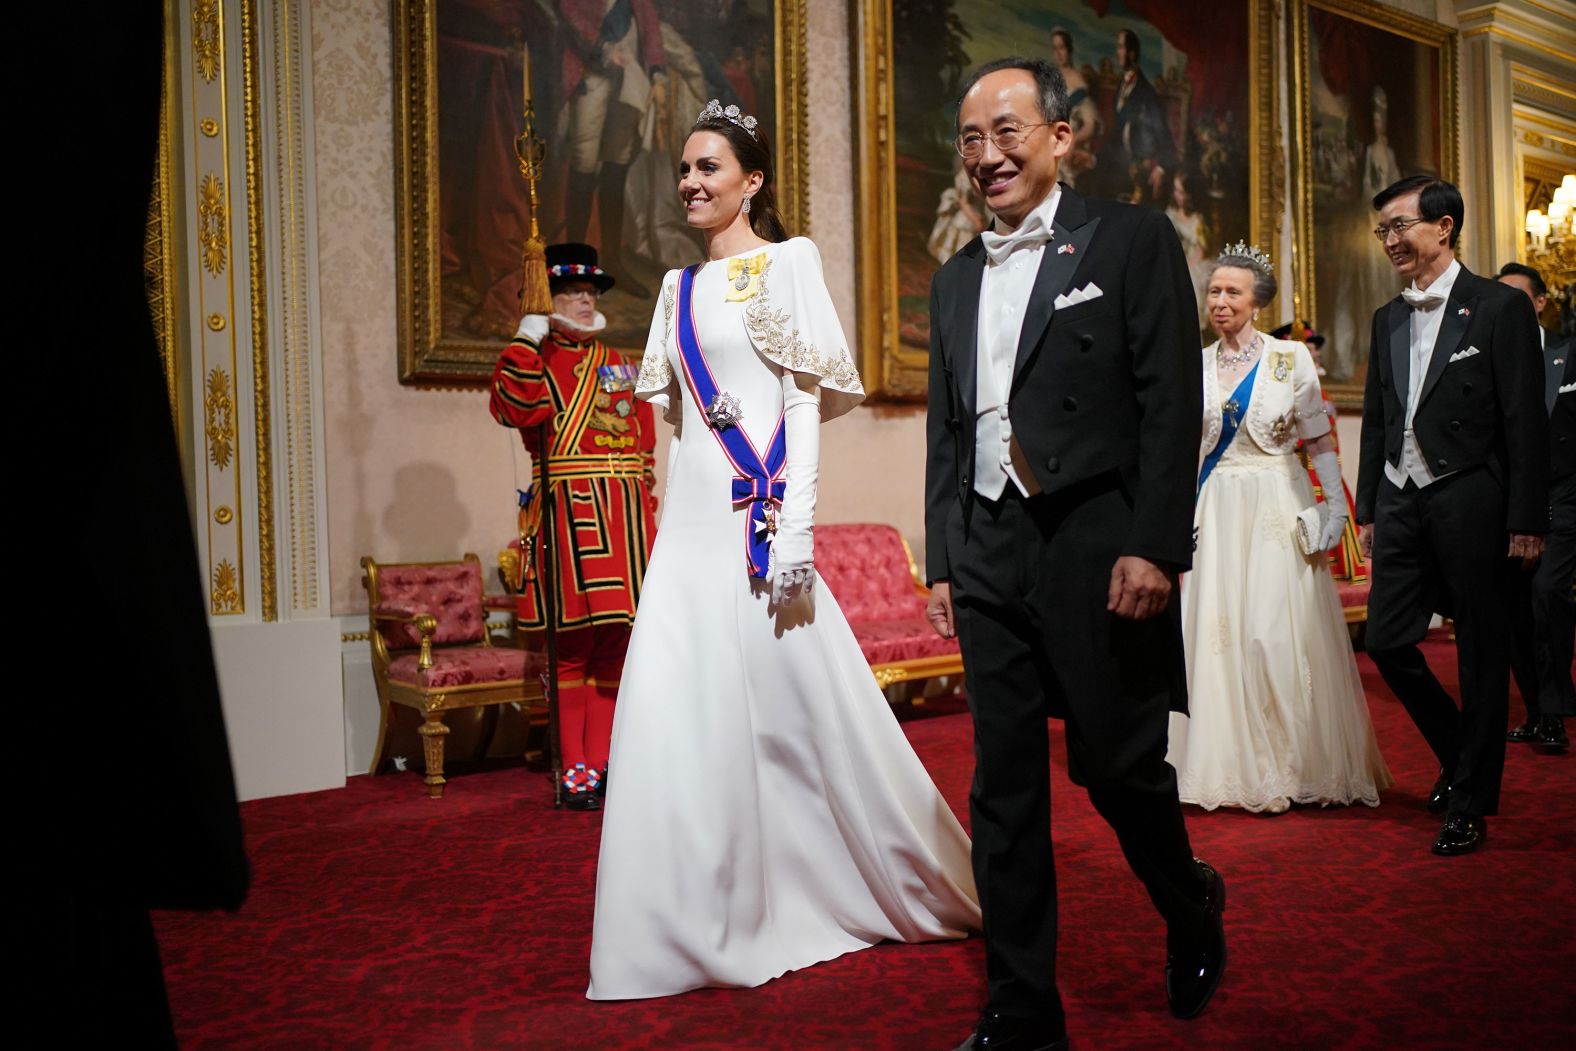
left=1269, top=413, right=1294, bottom=443
left=1268, top=351, right=1293, bottom=383
left=725, top=252, right=769, bottom=302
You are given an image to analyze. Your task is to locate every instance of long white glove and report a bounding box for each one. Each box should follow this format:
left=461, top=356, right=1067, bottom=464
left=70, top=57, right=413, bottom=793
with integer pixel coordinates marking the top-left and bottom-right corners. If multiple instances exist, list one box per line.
left=770, top=374, right=820, bottom=605
left=515, top=314, right=550, bottom=345
left=1311, top=450, right=1349, bottom=551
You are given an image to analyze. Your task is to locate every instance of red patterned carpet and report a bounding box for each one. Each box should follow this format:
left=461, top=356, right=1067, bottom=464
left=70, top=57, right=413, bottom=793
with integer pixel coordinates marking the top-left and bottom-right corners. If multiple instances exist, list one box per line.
left=157, top=634, right=1575, bottom=1049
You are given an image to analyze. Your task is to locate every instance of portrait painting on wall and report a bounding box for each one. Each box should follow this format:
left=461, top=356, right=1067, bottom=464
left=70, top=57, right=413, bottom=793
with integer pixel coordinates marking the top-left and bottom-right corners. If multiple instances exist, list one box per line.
left=855, top=0, right=1278, bottom=398
left=396, top=0, right=807, bottom=384
left=1291, top=0, right=1455, bottom=404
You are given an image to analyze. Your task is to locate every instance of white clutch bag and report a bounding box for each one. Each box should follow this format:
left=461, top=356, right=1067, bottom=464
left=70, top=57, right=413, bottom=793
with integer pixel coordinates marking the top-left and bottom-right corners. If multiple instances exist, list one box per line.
left=1295, top=506, right=1324, bottom=556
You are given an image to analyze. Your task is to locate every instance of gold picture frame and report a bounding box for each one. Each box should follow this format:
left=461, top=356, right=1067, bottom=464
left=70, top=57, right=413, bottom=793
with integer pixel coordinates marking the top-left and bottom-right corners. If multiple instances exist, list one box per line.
left=854, top=0, right=1283, bottom=401
left=393, top=0, right=810, bottom=386
left=1289, top=0, right=1457, bottom=409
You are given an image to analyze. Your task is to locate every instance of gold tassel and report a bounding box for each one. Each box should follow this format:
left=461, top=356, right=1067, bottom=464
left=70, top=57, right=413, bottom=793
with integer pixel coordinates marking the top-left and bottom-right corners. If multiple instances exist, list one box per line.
left=520, top=233, right=552, bottom=315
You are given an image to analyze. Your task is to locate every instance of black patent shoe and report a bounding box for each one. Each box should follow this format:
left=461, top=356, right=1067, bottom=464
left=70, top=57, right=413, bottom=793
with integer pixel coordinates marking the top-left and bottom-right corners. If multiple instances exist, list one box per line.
left=1166, top=859, right=1227, bottom=1020
left=1534, top=716, right=1569, bottom=752
left=563, top=788, right=602, bottom=811
left=1507, top=721, right=1541, bottom=743
left=953, top=1010, right=1069, bottom=1050
left=1432, top=812, right=1486, bottom=856
left=1426, top=769, right=1451, bottom=814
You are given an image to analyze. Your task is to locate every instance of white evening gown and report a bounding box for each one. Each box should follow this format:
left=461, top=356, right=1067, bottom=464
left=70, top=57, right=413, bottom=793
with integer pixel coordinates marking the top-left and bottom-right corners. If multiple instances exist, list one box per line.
left=1168, top=343, right=1392, bottom=813
left=586, top=237, right=979, bottom=1001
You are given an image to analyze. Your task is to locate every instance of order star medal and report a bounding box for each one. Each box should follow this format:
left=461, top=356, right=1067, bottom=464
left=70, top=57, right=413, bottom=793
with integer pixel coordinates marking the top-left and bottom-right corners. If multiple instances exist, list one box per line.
left=706, top=390, right=744, bottom=430
left=725, top=252, right=768, bottom=302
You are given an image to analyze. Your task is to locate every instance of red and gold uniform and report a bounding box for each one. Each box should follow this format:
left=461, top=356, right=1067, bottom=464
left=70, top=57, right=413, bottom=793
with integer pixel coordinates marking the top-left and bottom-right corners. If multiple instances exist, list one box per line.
left=490, top=319, right=657, bottom=794
left=1278, top=320, right=1367, bottom=584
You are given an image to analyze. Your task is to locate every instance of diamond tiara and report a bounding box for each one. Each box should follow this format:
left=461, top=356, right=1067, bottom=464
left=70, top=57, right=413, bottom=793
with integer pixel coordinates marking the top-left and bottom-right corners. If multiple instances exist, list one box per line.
left=1219, top=240, right=1273, bottom=271
left=696, top=99, right=759, bottom=139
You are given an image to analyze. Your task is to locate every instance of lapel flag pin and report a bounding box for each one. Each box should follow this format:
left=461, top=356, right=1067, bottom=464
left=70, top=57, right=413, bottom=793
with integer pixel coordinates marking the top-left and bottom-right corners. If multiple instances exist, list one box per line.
left=1058, top=243, right=1075, bottom=255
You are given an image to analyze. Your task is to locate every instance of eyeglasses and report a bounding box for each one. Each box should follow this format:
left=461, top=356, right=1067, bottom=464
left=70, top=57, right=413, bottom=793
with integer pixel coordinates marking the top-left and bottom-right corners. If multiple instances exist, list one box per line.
left=955, top=122, right=1051, bottom=159
left=1372, top=216, right=1429, bottom=243
left=556, top=286, right=601, bottom=301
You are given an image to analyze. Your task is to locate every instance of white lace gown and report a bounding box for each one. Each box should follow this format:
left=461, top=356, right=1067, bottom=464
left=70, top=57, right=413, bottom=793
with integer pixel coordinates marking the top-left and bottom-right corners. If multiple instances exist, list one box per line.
left=1168, top=338, right=1392, bottom=813
left=586, top=237, right=980, bottom=1001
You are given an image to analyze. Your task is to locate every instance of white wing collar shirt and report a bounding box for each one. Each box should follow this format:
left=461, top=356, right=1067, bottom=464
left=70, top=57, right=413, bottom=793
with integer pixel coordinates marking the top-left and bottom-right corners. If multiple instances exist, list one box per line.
left=1386, top=257, right=1461, bottom=489
left=974, top=186, right=1061, bottom=500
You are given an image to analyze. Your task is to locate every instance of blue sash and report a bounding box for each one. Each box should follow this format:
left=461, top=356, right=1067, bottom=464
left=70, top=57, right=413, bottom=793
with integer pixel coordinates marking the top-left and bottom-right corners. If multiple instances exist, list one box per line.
left=1198, top=359, right=1261, bottom=493
left=674, top=265, right=787, bottom=578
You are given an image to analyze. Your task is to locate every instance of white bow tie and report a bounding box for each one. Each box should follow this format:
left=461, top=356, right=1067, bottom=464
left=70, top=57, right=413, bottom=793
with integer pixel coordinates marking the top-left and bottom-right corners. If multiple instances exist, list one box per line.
left=981, top=212, right=1052, bottom=265
left=1401, top=285, right=1447, bottom=311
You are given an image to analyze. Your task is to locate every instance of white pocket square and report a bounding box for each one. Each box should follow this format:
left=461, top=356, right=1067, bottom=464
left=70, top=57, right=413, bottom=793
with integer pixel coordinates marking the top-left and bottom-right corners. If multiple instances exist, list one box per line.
left=1053, top=283, right=1103, bottom=310
left=1448, top=346, right=1480, bottom=363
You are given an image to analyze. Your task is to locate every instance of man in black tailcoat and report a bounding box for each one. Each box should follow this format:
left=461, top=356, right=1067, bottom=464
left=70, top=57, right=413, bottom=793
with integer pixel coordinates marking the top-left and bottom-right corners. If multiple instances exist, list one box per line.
left=924, top=57, right=1222, bottom=1051
left=1355, top=176, right=1547, bottom=857
left=1496, top=262, right=1574, bottom=751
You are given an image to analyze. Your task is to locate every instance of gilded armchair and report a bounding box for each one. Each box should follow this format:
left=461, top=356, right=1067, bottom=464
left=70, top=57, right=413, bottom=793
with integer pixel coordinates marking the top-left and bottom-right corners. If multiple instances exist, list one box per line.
left=361, top=553, right=547, bottom=798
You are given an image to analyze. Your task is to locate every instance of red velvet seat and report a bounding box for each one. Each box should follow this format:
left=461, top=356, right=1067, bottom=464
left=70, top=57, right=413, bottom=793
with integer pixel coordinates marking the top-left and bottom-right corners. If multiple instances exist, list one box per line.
left=1337, top=581, right=1370, bottom=624
left=362, top=554, right=548, bottom=798
left=817, top=524, right=964, bottom=690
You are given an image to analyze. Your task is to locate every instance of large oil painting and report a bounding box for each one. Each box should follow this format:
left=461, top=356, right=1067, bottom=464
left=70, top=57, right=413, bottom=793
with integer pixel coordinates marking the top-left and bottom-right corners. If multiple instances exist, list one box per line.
left=396, top=0, right=807, bottom=384
left=1291, top=0, right=1456, bottom=405
left=856, top=0, right=1279, bottom=399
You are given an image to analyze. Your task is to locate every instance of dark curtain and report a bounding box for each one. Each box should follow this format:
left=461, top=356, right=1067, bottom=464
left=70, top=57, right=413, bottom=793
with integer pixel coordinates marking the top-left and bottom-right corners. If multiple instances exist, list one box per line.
left=37, top=5, right=250, bottom=1046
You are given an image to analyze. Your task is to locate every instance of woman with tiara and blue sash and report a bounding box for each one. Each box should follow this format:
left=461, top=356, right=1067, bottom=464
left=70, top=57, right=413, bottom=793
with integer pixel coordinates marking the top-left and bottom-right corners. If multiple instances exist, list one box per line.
left=1166, top=245, right=1391, bottom=814
left=585, top=101, right=980, bottom=1001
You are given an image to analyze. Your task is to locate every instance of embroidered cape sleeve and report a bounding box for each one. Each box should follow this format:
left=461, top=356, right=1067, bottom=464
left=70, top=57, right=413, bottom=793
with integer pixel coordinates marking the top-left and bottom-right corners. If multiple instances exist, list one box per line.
left=743, top=237, right=866, bottom=422
left=635, top=270, right=681, bottom=425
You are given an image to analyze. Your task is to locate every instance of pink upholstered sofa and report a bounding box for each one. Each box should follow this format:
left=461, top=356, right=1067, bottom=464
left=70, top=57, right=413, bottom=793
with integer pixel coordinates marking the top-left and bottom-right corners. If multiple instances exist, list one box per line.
left=815, top=523, right=964, bottom=690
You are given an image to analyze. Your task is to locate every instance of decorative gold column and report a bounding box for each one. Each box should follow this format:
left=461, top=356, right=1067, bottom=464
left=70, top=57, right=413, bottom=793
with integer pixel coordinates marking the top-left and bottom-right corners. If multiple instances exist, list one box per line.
left=155, top=0, right=305, bottom=623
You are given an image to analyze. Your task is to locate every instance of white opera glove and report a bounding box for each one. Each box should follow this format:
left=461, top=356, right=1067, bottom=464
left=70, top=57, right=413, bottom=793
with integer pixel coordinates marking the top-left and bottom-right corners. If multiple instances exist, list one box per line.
left=515, top=314, right=550, bottom=345
left=1311, top=450, right=1349, bottom=551
left=769, top=375, right=820, bottom=606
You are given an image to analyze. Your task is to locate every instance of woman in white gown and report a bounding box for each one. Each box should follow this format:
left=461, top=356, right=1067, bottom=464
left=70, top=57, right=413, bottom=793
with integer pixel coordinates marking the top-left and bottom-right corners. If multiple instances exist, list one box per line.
left=586, top=102, right=980, bottom=1001
left=1167, top=244, right=1391, bottom=813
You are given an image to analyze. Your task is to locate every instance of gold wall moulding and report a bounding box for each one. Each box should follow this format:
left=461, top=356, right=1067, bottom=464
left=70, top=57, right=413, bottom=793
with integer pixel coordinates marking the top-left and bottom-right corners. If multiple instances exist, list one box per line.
left=215, top=505, right=234, bottom=525
left=193, top=0, right=221, bottom=83
left=207, top=312, right=227, bottom=331
left=201, top=118, right=220, bottom=137
left=241, top=0, right=276, bottom=622
left=212, top=559, right=242, bottom=614
left=199, top=172, right=228, bottom=275
left=205, top=367, right=236, bottom=470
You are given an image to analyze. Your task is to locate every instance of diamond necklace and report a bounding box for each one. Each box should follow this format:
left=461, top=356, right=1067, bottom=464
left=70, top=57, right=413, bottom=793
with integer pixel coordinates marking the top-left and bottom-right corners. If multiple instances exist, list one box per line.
left=1216, top=331, right=1261, bottom=368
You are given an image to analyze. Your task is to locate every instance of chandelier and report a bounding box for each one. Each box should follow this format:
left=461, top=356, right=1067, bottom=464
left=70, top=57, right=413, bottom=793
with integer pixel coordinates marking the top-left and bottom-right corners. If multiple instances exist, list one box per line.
left=1525, top=173, right=1576, bottom=307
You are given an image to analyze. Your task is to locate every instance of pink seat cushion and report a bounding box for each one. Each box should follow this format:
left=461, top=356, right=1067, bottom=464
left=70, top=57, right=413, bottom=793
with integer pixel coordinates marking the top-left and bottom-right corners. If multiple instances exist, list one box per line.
left=852, top=618, right=962, bottom=666
left=816, top=524, right=927, bottom=622
left=1337, top=581, right=1371, bottom=609
left=388, top=646, right=547, bottom=690
left=373, top=562, right=488, bottom=649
